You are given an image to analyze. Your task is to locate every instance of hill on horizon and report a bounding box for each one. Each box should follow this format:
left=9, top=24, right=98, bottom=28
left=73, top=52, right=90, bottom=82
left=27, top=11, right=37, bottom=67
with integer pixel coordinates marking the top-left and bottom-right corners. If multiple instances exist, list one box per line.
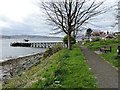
left=1, top=35, right=63, bottom=39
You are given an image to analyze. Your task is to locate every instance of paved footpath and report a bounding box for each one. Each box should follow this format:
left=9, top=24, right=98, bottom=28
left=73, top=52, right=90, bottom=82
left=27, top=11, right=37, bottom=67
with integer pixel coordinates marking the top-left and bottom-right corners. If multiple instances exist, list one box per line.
left=80, top=46, right=118, bottom=88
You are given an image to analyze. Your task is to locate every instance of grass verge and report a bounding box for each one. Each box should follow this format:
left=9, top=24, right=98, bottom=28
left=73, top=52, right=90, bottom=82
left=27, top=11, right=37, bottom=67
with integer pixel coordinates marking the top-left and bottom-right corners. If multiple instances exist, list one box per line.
left=83, top=39, right=118, bottom=49
left=3, top=45, right=99, bottom=88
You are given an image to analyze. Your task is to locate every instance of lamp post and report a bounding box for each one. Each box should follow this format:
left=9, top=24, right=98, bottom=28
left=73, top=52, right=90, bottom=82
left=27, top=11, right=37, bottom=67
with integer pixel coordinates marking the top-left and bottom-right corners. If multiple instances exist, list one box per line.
left=117, top=45, right=120, bottom=58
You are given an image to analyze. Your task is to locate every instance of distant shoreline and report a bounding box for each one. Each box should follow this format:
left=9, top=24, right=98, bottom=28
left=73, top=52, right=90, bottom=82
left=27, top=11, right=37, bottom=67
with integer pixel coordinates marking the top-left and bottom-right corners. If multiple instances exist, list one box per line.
left=1, top=35, right=63, bottom=39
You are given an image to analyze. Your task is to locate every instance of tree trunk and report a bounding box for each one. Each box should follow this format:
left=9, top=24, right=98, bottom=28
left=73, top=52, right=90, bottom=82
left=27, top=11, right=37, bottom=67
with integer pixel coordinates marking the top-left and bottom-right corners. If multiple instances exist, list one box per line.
left=68, top=32, right=71, bottom=50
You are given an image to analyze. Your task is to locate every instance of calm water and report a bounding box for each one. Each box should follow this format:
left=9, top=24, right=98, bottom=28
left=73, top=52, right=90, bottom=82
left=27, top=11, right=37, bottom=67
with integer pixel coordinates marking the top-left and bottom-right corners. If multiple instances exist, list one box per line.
left=1, top=37, right=62, bottom=61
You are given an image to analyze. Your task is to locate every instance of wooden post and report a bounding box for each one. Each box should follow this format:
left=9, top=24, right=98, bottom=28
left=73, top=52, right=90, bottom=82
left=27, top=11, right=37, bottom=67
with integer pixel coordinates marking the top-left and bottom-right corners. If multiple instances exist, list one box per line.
left=110, top=47, right=112, bottom=52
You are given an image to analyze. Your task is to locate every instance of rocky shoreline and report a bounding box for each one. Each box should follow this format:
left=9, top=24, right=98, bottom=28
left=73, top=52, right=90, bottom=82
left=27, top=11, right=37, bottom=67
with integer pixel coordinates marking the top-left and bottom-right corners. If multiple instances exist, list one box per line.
left=1, top=53, right=44, bottom=86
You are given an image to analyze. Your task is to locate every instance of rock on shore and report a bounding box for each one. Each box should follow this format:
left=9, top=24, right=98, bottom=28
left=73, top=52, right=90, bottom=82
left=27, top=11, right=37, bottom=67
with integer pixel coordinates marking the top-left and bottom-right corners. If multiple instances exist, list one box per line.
left=1, top=53, right=43, bottom=86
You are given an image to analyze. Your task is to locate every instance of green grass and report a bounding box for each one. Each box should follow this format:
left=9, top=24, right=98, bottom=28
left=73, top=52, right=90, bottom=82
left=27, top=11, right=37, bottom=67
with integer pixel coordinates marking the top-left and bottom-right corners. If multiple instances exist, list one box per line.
left=29, top=45, right=98, bottom=88
left=84, top=39, right=119, bottom=49
left=3, top=45, right=99, bottom=88
left=99, top=46, right=120, bottom=69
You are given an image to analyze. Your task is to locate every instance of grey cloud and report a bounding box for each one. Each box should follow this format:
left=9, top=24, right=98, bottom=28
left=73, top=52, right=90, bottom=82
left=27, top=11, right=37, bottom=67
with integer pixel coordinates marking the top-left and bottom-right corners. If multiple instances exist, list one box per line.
left=0, top=0, right=117, bottom=36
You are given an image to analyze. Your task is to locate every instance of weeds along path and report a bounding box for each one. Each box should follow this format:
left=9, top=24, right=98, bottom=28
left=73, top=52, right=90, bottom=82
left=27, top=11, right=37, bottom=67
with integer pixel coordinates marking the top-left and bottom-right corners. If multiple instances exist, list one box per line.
left=80, top=46, right=118, bottom=88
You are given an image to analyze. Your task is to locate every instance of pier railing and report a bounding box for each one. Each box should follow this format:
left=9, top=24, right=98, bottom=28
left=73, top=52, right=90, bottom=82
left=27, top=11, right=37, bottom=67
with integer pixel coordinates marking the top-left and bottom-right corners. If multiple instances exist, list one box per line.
left=10, top=41, right=65, bottom=48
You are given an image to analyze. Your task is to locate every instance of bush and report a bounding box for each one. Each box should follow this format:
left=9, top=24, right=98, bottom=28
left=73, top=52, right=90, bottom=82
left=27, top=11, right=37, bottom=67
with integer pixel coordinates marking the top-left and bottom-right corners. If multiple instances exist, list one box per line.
left=95, top=37, right=100, bottom=41
left=63, top=35, right=76, bottom=47
left=91, top=38, right=96, bottom=42
left=43, top=45, right=63, bottom=59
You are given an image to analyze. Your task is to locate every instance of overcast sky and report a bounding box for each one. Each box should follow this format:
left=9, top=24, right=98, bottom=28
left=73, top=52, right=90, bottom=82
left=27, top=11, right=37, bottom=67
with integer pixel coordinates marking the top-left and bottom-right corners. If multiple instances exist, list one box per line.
left=0, top=0, right=118, bottom=36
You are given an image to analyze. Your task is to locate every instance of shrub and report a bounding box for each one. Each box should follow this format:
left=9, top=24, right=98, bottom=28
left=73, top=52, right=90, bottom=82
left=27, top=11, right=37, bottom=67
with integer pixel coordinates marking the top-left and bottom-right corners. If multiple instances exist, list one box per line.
left=43, top=45, right=63, bottom=59
left=95, top=37, right=100, bottom=41
left=43, top=49, right=52, bottom=58
left=63, top=35, right=76, bottom=47
left=91, top=38, right=96, bottom=42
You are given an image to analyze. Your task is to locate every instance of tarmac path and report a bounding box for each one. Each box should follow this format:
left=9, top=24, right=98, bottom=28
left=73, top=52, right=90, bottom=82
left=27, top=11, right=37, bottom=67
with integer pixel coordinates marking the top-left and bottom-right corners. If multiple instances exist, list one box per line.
left=80, top=46, right=118, bottom=88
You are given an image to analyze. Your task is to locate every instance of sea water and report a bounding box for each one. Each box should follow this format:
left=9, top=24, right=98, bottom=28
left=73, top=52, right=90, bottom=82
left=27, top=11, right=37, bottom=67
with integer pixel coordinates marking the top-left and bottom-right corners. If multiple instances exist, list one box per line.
left=1, top=37, right=62, bottom=61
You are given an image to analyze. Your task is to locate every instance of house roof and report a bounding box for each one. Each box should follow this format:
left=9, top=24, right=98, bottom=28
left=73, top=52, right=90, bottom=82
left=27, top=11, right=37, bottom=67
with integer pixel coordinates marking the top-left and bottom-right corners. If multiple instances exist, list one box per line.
left=103, top=34, right=115, bottom=38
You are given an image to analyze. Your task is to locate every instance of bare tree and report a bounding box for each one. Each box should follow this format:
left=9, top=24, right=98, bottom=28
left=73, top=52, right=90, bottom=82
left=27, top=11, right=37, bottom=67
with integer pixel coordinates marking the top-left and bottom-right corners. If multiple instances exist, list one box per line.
left=41, top=0, right=106, bottom=50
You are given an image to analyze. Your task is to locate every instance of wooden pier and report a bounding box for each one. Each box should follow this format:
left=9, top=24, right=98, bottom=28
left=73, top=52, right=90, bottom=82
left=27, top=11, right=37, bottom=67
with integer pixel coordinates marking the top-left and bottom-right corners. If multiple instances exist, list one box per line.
left=10, top=41, right=65, bottom=48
